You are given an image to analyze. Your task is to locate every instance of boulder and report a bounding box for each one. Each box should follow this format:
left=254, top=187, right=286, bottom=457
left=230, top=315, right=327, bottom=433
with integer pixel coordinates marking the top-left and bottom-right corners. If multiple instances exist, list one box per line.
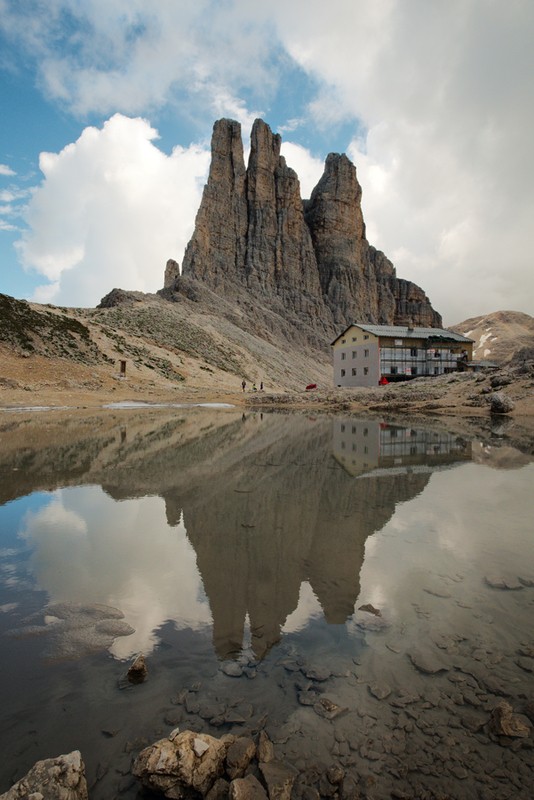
left=490, top=392, right=515, bottom=414
left=0, top=751, right=88, bottom=800
left=133, top=730, right=231, bottom=798
left=490, top=373, right=512, bottom=388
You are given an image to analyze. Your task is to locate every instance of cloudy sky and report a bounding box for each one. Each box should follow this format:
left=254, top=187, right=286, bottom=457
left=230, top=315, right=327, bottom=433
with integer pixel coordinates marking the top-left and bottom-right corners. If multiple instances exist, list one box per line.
left=0, top=0, right=532, bottom=325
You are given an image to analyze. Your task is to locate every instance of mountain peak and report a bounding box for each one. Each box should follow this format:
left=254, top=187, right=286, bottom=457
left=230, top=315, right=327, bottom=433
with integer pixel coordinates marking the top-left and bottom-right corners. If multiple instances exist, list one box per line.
left=178, top=118, right=441, bottom=336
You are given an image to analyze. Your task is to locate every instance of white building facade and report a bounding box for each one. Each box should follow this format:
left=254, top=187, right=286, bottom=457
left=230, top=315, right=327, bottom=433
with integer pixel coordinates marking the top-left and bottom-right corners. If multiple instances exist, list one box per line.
left=332, top=324, right=474, bottom=388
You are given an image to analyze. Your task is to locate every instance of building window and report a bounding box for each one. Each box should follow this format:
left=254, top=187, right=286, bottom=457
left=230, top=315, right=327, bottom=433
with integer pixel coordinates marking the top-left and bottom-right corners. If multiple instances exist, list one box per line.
left=390, top=367, right=398, bottom=375
left=395, top=339, right=403, bottom=346
left=352, top=351, right=357, bottom=358
left=364, top=349, right=369, bottom=357
left=341, top=424, right=345, bottom=432
left=364, top=367, right=369, bottom=375
left=352, top=337, right=356, bottom=342
left=412, top=367, right=418, bottom=376
left=341, top=369, right=346, bottom=377
left=410, top=348, right=418, bottom=357
left=342, top=339, right=346, bottom=343
left=364, top=335, right=369, bottom=340
left=363, top=428, right=368, bottom=436
left=352, top=425, right=356, bottom=434
left=352, top=368, right=357, bottom=376
left=341, top=352, right=346, bottom=360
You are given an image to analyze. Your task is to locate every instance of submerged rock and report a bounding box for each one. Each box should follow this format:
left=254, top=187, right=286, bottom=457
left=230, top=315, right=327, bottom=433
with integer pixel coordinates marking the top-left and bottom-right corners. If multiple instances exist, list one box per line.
left=313, top=697, right=348, bottom=720
left=485, top=574, right=524, bottom=590
left=222, top=662, right=244, bottom=678
left=408, top=649, right=449, bottom=675
left=7, top=602, right=134, bottom=660
left=358, top=603, right=382, bottom=617
left=0, top=750, right=88, bottom=800
left=490, top=701, right=531, bottom=738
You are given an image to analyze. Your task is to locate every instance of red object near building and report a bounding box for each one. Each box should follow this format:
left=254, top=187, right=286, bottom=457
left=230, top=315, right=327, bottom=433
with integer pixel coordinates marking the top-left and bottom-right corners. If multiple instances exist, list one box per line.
left=305, top=383, right=317, bottom=391
left=379, top=376, right=389, bottom=385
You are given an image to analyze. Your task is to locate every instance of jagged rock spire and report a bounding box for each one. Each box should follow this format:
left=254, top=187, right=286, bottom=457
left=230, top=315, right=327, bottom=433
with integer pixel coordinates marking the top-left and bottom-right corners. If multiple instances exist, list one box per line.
left=180, top=118, right=442, bottom=331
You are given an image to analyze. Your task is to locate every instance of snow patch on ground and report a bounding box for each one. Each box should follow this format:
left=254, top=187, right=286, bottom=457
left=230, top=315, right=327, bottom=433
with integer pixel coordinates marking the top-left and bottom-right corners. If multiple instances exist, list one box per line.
left=484, top=349, right=492, bottom=357
left=477, top=332, right=493, bottom=352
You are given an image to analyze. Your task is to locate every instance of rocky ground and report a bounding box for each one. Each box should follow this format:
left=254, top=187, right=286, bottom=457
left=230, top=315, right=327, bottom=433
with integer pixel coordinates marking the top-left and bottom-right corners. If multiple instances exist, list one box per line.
left=2, top=330, right=533, bottom=432
left=1, top=290, right=533, bottom=420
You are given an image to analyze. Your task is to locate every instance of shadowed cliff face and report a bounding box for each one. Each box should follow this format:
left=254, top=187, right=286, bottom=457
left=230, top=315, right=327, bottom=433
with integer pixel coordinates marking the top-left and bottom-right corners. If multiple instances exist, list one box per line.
left=179, top=118, right=441, bottom=333
left=0, top=409, right=433, bottom=661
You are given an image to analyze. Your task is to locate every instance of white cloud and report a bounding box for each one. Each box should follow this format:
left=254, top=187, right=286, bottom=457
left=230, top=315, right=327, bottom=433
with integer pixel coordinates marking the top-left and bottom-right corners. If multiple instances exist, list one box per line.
left=17, top=114, right=210, bottom=306
left=270, top=0, right=534, bottom=323
left=2, top=0, right=534, bottom=320
left=0, top=0, right=274, bottom=118
left=0, top=164, right=16, bottom=176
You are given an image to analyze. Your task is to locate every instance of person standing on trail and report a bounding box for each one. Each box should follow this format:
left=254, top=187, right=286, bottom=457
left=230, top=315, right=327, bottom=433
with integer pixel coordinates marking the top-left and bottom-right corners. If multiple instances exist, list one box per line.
left=242, top=379, right=246, bottom=392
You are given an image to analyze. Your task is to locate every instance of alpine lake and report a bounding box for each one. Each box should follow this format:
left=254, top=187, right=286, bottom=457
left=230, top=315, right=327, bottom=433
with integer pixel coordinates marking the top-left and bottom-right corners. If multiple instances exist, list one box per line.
left=1, top=404, right=533, bottom=800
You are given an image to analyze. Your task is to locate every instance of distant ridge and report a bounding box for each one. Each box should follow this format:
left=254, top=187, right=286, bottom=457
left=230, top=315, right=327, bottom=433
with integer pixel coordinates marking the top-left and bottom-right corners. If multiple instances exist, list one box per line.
left=451, top=310, right=534, bottom=364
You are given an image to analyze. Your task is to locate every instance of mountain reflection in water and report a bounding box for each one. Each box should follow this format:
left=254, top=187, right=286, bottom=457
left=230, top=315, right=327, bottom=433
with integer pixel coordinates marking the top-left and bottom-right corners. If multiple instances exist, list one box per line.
left=1, top=409, right=470, bottom=661
left=1, top=407, right=534, bottom=800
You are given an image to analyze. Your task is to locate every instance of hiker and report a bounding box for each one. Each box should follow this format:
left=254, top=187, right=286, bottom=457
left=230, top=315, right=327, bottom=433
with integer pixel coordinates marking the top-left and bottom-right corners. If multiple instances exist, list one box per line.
left=252, top=383, right=257, bottom=391
left=260, top=381, right=263, bottom=391
left=242, top=379, right=246, bottom=392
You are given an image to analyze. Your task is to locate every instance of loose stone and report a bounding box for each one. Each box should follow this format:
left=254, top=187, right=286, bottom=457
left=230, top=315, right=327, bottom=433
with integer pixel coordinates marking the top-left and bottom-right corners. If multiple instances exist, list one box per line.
left=358, top=603, right=382, bottom=616
left=490, top=701, right=532, bottom=738
left=127, top=653, right=148, bottom=684
left=313, top=697, right=348, bottom=720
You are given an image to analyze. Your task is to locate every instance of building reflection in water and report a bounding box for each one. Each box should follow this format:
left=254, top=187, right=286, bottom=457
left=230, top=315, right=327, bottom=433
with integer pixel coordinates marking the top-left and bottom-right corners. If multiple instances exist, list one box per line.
left=0, top=409, right=473, bottom=666
left=332, top=418, right=471, bottom=477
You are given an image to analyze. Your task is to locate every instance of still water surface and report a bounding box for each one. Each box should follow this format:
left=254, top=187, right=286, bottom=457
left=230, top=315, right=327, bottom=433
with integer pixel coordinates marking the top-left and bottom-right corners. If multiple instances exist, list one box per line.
left=0, top=407, right=533, bottom=799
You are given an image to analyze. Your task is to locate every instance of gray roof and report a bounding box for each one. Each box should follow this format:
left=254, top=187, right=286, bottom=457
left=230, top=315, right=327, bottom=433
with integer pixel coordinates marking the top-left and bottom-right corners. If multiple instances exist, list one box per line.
left=332, top=323, right=474, bottom=345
